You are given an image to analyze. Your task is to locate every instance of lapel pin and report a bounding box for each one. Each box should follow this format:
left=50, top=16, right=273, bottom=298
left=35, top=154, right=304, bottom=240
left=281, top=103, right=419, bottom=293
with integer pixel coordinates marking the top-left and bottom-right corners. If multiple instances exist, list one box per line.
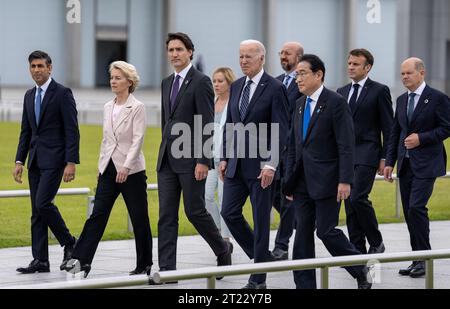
left=185, top=80, right=190, bottom=85
left=299, top=107, right=303, bottom=115
left=425, top=99, right=429, bottom=104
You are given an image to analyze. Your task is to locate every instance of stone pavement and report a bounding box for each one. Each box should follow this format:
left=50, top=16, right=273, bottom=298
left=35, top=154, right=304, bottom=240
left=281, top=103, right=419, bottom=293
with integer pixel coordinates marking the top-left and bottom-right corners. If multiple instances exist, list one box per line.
left=1, top=221, right=449, bottom=289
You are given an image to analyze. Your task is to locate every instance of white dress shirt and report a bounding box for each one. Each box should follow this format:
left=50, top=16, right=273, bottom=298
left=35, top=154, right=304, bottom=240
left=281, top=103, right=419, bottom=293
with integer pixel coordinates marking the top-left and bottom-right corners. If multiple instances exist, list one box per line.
left=172, top=63, right=193, bottom=92
left=408, top=81, right=427, bottom=110
left=35, top=77, right=53, bottom=103
left=307, top=84, right=325, bottom=116
left=347, top=75, right=369, bottom=103
left=240, top=69, right=265, bottom=109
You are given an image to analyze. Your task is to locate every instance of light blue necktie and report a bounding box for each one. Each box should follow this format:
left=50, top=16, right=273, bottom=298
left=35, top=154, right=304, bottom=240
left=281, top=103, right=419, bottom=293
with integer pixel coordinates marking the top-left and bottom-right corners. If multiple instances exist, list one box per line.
left=303, top=97, right=312, bottom=140
left=35, top=87, right=42, bottom=126
left=239, top=80, right=253, bottom=121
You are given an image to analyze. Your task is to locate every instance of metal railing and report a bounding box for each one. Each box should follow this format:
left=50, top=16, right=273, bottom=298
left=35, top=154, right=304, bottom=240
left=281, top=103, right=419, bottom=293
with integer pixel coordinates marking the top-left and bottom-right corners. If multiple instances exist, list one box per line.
left=0, top=188, right=90, bottom=198
left=5, top=249, right=450, bottom=289
left=0, top=185, right=158, bottom=234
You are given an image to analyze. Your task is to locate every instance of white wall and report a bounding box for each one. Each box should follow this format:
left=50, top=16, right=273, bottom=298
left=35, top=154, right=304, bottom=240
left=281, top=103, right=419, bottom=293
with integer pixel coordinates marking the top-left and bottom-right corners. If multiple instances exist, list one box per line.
left=0, top=0, right=66, bottom=86
left=270, top=0, right=347, bottom=88
left=129, top=0, right=164, bottom=88
left=354, top=0, right=398, bottom=88
left=168, top=0, right=263, bottom=80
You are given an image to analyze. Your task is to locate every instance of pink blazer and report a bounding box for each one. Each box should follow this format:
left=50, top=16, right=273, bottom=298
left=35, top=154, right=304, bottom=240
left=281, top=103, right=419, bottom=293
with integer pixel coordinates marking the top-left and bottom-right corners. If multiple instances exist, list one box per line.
left=98, top=94, right=146, bottom=175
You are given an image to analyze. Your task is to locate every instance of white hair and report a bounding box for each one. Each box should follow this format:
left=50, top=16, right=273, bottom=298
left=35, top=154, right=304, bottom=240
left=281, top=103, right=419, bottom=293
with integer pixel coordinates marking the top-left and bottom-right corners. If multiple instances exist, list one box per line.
left=240, top=39, right=266, bottom=57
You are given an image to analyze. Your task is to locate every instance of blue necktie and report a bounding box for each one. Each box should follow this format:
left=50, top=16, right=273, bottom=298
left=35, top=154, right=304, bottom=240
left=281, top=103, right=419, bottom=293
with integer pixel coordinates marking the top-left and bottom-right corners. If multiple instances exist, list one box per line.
left=170, top=75, right=181, bottom=112
left=407, top=93, right=417, bottom=124
left=35, top=87, right=42, bottom=126
left=239, top=80, right=253, bottom=120
left=283, top=75, right=291, bottom=89
left=303, top=97, right=312, bottom=140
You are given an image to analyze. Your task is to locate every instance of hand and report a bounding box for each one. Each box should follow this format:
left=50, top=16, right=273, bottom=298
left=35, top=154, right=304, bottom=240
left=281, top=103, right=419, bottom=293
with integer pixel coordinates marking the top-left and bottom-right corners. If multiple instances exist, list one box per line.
left=13, top=163, right=23, bottom=184
left=116, top=167, right=130, bottom=184
left=404, top=133, right=420, bottom=150
left=258, top=168, right=275, bottom=190
left=384, top=166, right=394, bottom=183
left=63, top=163, right=76, bottom=183
left=337, top=183, right=351, bottom=203
left=286, top=195, right=294, bottom=202
left=195, top=164, right=209, bottom=181
left=377, top=160, right=386, bottom=176
left=219, top=161, right=228, bottom=181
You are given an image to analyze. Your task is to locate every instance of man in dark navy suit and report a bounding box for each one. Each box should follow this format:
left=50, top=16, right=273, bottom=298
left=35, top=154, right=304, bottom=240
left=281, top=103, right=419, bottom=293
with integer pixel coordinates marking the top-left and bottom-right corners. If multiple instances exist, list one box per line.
left=220, top=40, right=289, bottom=289
left=154, top=33, right=232, bottom=281
left=337, top=49, right=393, bottom=255
left=283, top=54, right=371, bottom=289
left=384, top=57, right=450, bottom=278
left=13, top=50, right=79, bottom=274
left=271, top=42, right=304, bottom=261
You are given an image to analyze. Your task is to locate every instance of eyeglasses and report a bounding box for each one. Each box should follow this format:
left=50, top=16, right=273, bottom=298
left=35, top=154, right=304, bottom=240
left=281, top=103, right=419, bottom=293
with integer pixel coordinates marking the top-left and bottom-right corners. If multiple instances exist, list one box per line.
left=295, top=71, right=314, bottom=81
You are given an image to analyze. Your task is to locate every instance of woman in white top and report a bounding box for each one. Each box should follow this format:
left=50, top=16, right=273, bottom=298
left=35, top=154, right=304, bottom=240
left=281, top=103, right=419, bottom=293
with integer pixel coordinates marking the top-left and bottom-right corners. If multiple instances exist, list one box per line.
left=205, top=68, right=236, bottom=242
left=65, top=61, right=153, bottom=278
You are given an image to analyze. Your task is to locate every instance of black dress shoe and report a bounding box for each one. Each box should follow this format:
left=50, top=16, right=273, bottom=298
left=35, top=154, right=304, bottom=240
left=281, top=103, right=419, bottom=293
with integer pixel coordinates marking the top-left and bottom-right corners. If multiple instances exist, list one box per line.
left=399, top=262, right=418, bottom=276
left=357, top=267, right=372, bottom=289
left=17, top=259, right=50, bottom=274
left=217, top=242, right=233, bottom=267
left=217, top=242, right=233, bottom=280
left=64, top=259, right=91, bottom=278
left=60, top=237, right=76, bottom=271
left=368, top=242, right=385, bottom=254
left=409, top=262, right=426, bottom=278
left=130, top=266, right=151, bottom=276
left=271, top=248, right=289, bottom=261
left=242, top=281, right=267, bottom=289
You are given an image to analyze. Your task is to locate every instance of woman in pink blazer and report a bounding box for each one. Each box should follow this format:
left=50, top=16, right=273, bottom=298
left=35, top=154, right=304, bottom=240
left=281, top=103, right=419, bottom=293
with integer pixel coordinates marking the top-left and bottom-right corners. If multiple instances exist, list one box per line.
left=65, top=61, right=153, bottom=278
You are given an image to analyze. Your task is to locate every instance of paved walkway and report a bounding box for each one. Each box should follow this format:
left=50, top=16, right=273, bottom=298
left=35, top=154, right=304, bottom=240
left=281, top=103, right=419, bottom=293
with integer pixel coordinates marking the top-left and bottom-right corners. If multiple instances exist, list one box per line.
left=1, top=221, right=449, bottom=289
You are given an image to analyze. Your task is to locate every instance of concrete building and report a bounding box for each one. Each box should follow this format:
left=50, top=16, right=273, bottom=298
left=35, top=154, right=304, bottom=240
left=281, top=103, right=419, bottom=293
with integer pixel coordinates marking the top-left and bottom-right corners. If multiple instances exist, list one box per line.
left=0, top=0, right=449, bottom=98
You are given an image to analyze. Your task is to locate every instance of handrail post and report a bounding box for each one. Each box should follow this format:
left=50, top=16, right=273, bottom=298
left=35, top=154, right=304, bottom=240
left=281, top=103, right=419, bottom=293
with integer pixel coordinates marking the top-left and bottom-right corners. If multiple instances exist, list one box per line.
left=207, top=276, right=216, bottom=289
left=320, top=267, right=329, bottom=289
left=425, top=259, right=434, bottom=289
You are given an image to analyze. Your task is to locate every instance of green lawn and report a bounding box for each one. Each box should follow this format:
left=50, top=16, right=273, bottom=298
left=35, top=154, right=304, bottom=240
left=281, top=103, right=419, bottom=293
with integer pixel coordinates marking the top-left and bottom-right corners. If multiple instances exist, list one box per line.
left=1, top=122, right=449, bottom=249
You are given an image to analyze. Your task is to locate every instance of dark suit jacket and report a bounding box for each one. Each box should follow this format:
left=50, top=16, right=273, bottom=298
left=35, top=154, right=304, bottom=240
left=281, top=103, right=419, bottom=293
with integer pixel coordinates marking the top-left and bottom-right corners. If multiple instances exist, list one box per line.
left=337, top=78, right=393, bottom=168
left=386, top=85, right=450, bottom=178
left=276, top=74, right=303, bottom=117
left=15, top=79, right=80, bottom=169
left=222, top=72, right=289, bottom=180
left=157, top=66, right=214, bottom=173
left=284, top=87, right=355, bottom=200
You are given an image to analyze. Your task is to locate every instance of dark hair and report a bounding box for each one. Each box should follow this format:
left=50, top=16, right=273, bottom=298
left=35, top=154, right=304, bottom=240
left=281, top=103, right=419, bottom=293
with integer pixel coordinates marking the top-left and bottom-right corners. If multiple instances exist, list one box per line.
left=300, top=54, right=326, bottom=82
left=166, top=32, right=195, bottom=60
left=28, top=50, right=52, bottom=65
left=349, top=48, right=374, bottom=67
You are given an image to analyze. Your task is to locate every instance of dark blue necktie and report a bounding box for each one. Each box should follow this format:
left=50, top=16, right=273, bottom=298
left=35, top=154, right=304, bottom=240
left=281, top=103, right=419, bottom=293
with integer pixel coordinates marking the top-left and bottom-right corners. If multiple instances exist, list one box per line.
left=35, top=87, right=42, bottom=126
left=348, top=83, right=360, bottom=112
left=283, top=75, right=291, bottom=89
left=407, top=93, right=417, bottom=124
left=303, top=97, right=312, bottom=140
left=170, top=75, right=181, bottom=112
left=239, top=80, right=253, bottom=120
